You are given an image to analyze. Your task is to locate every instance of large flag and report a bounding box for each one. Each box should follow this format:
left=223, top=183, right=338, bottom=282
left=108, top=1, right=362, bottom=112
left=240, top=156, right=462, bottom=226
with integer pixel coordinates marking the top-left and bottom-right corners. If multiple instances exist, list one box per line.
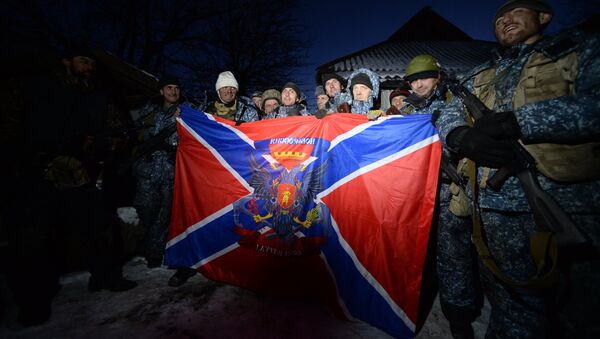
left=166, top=105, right=441, bottom=338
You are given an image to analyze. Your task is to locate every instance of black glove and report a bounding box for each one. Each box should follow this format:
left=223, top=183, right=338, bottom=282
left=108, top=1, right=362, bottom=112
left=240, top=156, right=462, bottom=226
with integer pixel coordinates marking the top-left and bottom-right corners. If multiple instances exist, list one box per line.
left=473, top=111, right=521, bottom=139
left=337, top=102, right=351, bottom=113
left=287, top=108, right=301, bottom=116
left=448, top=127, right=515, bottom=168
left=314, top=109, right=328, bottom=119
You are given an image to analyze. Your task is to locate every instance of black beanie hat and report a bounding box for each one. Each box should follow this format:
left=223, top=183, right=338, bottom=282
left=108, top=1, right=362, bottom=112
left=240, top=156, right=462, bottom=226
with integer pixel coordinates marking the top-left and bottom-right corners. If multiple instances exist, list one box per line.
left=282, top=82, right=302, bottom=98
left=321, top=73, right=347, bottom=90
left=351, top=73, right=373, bottom=90
left=158, top=75, right=181, bottom=89
left=493, top=0, right=553, bottom=25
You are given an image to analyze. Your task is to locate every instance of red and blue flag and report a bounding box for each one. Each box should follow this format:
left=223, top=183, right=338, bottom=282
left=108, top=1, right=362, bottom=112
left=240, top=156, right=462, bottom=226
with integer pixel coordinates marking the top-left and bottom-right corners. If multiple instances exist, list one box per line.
left=166, top=104, right=441, bottom=338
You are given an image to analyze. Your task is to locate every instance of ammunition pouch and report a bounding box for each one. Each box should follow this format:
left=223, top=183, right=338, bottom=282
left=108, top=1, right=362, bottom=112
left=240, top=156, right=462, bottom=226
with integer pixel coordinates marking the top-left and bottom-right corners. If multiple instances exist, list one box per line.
left=449, top=182, right=472, bottom=217
left=523, top=141, right=600, bottom=182
left=473, top=46, right=598, bottom=183
left=44, top=156, right=90, bottom=190
left=448, top=158, right=472, bottom=217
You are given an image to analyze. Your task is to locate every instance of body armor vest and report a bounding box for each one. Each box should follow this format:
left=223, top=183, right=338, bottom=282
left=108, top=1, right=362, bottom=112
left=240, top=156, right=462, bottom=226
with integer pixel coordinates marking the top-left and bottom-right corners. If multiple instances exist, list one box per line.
left=472, top=49, right=600, bottom=182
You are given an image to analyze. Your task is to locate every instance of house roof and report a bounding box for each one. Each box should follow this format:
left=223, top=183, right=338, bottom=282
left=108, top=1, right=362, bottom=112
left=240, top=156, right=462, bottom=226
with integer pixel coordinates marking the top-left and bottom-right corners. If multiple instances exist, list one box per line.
left=387, top=6, right=472, bottom=42
left=320, top=40, right=496, bottom=83
left=92, top=49, right=160, bottom=108
left=316, top=6, right=497, bottom=87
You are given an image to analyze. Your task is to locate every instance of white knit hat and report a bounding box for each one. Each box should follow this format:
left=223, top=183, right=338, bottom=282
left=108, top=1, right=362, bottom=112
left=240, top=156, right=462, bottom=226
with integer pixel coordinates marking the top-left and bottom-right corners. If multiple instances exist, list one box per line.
left=215, top=71, right=239, bottom=91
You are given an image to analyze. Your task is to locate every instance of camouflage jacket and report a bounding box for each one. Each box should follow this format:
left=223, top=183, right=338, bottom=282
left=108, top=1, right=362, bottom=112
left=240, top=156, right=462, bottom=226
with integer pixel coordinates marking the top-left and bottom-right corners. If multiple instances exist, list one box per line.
left=264, top=104, right=309, bottom=119
left=132, top=101, right=179, bottom=181
left=205, top=96, right=258, bottom=123
left=401, top=84, right=466, bottom=160
left=436, top=27, right=600, bottom=213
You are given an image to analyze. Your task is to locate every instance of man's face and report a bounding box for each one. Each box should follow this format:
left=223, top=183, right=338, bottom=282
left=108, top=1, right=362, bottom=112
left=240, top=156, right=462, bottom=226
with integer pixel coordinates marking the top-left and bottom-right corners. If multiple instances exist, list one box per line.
left=64, top=56, right=96, bottom=78
left=160, top=84, right=180, bottom=105
left=325, top=79, right=342, bottom=97
left=409, top=77, right=439, bottom=99
left=391, top=95, right=407, bottom=110
left=281, top=87, right=298, bottom=106
left=352, top=84, right=372, bottom=102
left=252, top=96, right=262, bottom=109
left=263, top=98, right=279, bottom=114
left=316, top=94, right=329, bottom=110
left=218, top=86, right=237, bottom=104
left=494, top=8, right=551, bottom=46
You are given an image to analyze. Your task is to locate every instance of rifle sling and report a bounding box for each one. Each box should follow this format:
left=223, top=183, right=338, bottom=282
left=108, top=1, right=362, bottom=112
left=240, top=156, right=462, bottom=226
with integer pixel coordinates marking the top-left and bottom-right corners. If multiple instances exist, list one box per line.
left=467, top=161, right=559, bottom=289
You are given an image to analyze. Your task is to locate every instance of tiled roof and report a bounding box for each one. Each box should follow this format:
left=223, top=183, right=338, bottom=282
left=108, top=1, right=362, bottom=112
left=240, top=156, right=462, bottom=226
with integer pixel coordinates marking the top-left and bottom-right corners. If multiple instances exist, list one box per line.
left=319, top=40, right=497, bottom=83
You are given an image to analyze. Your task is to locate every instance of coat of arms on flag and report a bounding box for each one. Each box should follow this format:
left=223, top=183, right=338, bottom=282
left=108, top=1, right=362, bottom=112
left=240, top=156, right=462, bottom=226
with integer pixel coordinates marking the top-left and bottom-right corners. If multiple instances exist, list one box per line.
left=166, top=104, right=441, bottom=338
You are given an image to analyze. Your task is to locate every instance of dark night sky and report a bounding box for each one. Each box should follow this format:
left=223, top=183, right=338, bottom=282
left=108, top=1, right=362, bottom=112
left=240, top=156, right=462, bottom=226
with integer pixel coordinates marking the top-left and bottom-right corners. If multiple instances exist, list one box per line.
left=293, top=0, right=594, bottom=109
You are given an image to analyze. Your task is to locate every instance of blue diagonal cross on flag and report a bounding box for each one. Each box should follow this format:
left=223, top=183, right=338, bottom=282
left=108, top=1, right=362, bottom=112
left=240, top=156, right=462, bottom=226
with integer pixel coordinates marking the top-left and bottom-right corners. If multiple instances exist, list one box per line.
left=166, top=104, right=441, bottom=338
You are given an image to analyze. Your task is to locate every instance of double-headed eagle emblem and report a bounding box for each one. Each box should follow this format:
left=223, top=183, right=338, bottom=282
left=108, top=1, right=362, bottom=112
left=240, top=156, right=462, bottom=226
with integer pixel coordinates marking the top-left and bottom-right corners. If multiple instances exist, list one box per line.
left=234, top=154, right=328, bottom=241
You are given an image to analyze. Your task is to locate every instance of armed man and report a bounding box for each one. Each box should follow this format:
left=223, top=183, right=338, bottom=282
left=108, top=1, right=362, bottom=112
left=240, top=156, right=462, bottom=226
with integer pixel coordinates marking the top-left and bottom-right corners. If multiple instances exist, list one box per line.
left=401, top=55, right=481, bottom=339
left=7, top=46, right=136, bottom=326
left=436, top=1, right=599, bottom=337
left=131, top=75, right=182, bottom=269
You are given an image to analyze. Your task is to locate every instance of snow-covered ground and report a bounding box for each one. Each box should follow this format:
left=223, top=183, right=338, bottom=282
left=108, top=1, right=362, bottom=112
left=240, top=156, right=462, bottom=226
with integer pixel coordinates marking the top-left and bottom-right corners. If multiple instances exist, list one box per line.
left=1, top=256, right=490, bottom=339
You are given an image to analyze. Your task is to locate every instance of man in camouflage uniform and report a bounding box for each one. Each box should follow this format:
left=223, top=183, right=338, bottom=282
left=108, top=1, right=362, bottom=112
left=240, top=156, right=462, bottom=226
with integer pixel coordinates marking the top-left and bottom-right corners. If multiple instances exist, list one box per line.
left=265, top=82, right=308, bottom=118
left=132, top=75, right=182, bottom=268
left=401, top=55, right=481, bottom=339
left=168, top=71, right=259, bottom=287
left=321, top=73, right=351, bottom=114
left=437, top=1, right=599, bottom=337
left=8, top=47, right=136, bottom=326
left=251, top=90, right=264, bottom=119
left=205, top=71, right=258, bottom=124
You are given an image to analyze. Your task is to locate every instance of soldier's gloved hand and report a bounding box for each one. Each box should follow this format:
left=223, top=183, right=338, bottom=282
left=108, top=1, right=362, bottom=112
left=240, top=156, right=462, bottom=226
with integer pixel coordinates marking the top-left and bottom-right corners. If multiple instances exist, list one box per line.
left=366, top=111, right=382, bottom=121
left=473, top=111, right=521, bottom=139
left=314, top=109, right=328, bottom=119
left=448, top=127, right=515, bottom=168
left=287, top=108, right=301, bottom=116
left=337, top=102, right=351, bottom=113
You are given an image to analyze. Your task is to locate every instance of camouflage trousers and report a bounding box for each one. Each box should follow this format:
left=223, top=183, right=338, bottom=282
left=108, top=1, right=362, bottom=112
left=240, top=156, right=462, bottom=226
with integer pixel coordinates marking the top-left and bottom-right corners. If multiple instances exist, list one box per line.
left=556, top=214, right=600, bottom=339
left=437, top=183, right=482, bottom=331
left=133, top=177, right=174, bottom=261
left=478, top=211, right=600, bottom=339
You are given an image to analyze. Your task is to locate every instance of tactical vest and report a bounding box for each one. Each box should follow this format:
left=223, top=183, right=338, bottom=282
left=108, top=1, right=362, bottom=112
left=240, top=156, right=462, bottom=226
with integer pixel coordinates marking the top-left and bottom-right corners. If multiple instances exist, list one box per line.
left=472, top=47, right=600, bottom=182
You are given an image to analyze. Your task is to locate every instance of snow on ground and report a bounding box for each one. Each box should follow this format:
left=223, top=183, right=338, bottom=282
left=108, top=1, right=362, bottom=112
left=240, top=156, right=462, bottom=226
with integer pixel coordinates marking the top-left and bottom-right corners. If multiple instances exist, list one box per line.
left=1, top=257, right=490, bottom=339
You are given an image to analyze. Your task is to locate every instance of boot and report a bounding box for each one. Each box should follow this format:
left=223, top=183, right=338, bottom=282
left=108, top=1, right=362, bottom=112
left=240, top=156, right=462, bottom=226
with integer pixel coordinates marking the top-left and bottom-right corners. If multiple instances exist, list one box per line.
left=168, top=268, right=197, bottom=287
left=449, top=321, right=474, bottom=339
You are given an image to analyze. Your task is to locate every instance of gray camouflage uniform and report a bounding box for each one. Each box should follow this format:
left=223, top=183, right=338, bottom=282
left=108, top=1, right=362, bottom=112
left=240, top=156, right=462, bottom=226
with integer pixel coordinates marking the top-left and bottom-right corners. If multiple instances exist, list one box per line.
left=265, top=103, right=309, bottom=119
left=132, top=101, right=179, bottom=263
left=436, top=26, right=600, bottom=338
left=345, top=68, right=380, bottom=114
left=402, top=83, right=482, bottom=336
left=205, top=96, right=259, bottom=123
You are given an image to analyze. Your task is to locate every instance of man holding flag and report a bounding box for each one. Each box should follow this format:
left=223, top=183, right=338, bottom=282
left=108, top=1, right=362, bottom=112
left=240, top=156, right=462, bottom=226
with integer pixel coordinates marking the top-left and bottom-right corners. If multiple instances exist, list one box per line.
left=165, top=98, right=443, bottom=337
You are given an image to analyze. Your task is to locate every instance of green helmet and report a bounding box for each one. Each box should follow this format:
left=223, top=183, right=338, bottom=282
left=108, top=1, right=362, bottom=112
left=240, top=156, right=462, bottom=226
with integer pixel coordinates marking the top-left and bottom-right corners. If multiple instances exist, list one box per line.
left=405, top=54, right=441, bottom=81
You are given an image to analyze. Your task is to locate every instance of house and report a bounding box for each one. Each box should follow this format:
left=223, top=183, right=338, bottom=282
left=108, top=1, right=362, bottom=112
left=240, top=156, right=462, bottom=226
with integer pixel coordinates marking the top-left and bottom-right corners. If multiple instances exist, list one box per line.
left=316, top=6, right=497, bottom=109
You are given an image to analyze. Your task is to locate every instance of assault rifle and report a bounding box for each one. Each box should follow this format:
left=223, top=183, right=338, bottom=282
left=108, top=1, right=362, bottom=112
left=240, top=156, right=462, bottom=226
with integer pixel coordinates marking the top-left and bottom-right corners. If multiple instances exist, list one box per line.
left=445, top=80, right=587, bottom=247
left=440, top=154, right=466, bottom=188
left=118, top=122, right=178, bottom=174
